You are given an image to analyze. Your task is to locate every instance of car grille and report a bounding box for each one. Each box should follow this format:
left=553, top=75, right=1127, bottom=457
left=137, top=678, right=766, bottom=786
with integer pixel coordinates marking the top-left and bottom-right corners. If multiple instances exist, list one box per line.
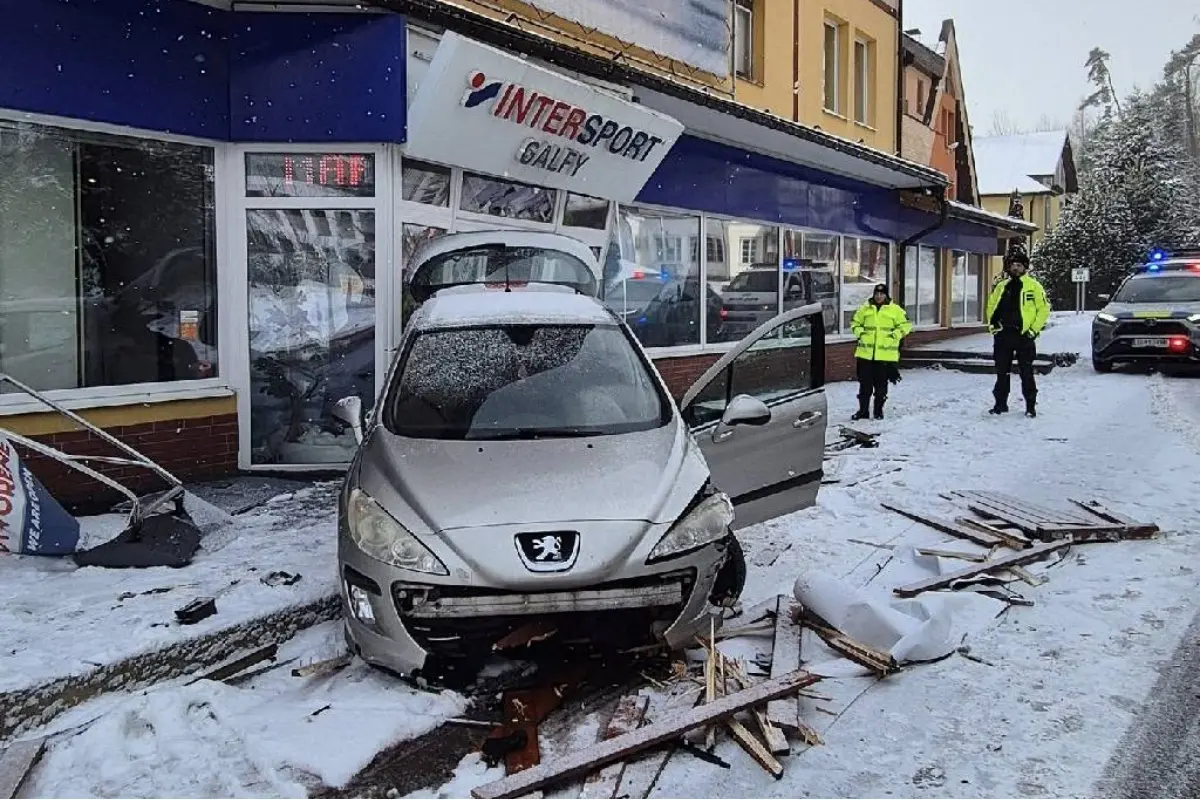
left=394, top=572, right=695, bottom=658
left=1115, top=320, right=1189, bottom=336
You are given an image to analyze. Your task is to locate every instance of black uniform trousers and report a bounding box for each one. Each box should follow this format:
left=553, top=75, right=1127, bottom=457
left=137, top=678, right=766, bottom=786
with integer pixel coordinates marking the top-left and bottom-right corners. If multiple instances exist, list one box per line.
left=992, top=328, right=1038, bottom=406
left=856, top=358, right=890, bottom=412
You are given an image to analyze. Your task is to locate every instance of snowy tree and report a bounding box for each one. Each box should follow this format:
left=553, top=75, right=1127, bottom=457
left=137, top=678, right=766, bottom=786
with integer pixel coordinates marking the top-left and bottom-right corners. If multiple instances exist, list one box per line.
left=1034, top=40, right=1200, bottom=308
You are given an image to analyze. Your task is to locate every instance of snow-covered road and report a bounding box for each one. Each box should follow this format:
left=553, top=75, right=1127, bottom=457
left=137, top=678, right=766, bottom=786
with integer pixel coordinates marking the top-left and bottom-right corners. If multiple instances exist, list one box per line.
left=13, top=312, right=1200, bottom=799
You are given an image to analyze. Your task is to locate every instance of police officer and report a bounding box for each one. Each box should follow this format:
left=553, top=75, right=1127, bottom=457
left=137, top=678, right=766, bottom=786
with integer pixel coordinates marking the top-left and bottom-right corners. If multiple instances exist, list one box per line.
left=850, top=283, right=912, bottom=420
left=984, top=247, right=1051, bottom=417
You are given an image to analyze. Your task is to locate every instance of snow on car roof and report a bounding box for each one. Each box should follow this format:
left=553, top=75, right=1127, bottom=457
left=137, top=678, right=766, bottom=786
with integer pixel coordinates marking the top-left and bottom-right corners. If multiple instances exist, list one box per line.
left=412, top=286, right=617, bottom=330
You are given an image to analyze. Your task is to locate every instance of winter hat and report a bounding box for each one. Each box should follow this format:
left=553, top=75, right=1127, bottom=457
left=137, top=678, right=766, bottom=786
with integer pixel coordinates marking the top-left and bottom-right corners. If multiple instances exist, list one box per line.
left=872, top=283, right=890, bottom=300
left=1005, top=243, right=1030, bottom=268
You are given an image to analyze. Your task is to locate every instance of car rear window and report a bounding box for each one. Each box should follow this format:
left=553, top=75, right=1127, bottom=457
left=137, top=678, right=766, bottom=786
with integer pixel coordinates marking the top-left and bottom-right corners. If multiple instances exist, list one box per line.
left=386, top=324, right=671, bottom=440
left=726, top=271, right=778, bottom=292
left=1113, top=275, right=1200, bottom=303
left=409, top=245, right=597, bottom=303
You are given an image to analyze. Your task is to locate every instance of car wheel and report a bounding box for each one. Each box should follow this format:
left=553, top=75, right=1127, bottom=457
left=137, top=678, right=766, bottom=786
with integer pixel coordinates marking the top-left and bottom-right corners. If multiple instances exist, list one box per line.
left=709, top=532, right=746, bottom=608
left=1092, top=357, right=1113, bottom=373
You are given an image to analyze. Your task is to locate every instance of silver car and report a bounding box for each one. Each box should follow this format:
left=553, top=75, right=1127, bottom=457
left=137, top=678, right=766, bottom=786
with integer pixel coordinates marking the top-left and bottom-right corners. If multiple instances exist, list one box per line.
left=332, top=231, right=830, bottom=680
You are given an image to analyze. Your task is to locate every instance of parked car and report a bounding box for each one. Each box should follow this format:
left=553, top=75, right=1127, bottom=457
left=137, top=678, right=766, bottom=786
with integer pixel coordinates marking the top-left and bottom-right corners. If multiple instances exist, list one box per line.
left=332, top=230, right=829, bottom=681
left=717, top=263, right=838, bottom=340
left=1092, top=252, right=1200, bottom=372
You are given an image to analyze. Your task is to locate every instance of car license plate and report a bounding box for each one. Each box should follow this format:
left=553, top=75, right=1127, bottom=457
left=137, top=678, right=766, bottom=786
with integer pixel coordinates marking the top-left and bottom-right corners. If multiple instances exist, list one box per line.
left=1131, top=337, right=1169, bottom=348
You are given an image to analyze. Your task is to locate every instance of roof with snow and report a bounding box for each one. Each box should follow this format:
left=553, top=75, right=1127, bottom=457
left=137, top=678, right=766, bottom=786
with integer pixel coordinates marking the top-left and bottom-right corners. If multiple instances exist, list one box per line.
left=973, top=131, right=1077, bottom=197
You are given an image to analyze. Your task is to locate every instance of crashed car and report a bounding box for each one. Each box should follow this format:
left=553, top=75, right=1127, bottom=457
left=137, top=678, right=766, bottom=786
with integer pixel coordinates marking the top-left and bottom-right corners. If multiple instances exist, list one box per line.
left=332, top=231, right=830, bottom=679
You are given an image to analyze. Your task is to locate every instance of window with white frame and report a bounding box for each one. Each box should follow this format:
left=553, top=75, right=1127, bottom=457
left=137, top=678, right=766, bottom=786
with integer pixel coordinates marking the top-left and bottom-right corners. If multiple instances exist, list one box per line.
left=711, top=219, right=779, bottom=343
left=734, top=0, right=754, bottom=79
left=0, top=119, right=217, bottom=395
left=739, top=236, right=759, bottom=265
left=950, top=250, right=986, bottom=324
left=824, top=20, right=842, bottom=114
left=853, top=37, right=872, bottom=125
left=903, top=245, right=941, bottom=326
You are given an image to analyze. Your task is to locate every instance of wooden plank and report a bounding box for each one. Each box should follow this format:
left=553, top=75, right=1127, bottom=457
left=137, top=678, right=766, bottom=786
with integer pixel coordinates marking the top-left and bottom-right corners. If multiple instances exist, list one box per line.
left=916, top=547, right=989, bottom=563
left=1067, top=498, right=1145, bottom=527
left=615, top=687, right=701, bottom=800
left=1008, top=565, right=1048, bottom=587
left=579, top=695, right=649, bottom=799
left=954, top=491, right=1065, bottom=525
left=893, top=540, right=1072, bottom=598
left=500, top=687, right=565, bottom=776
left=723, top=656, right=790, bottom=756
left=470, top=670, right=821, bottom=799
left=955, top=516, right=1031, bottom=549
left=980, top=491, right=1099, bottom=525
left=803, top=620, right=896, bottom=676
left=726, top=718, right=784, bottom=778
left=962, top=502, right=1041, bottom=536
left=290, top=652, right=351, bottom=679
left=765, top=596, right=803, bottom=736
left=189, top=643, right=278, bottom=685
left=0, top=738, right=45, bottom=800
left=879, top=503, right=1001, bottom=547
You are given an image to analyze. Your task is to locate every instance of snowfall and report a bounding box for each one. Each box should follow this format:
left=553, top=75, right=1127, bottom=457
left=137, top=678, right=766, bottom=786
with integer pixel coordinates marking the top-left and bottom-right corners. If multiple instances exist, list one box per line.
left=6, top=311, right=1200, bottom=799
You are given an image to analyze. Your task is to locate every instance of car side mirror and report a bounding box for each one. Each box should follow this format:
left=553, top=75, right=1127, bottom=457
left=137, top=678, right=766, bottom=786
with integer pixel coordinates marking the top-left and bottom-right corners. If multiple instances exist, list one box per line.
left=722, top=394, right=772, bottom=427
left=1097, top=293, right=1111, bottom=302
left=333, top=396, right=365, bottom=444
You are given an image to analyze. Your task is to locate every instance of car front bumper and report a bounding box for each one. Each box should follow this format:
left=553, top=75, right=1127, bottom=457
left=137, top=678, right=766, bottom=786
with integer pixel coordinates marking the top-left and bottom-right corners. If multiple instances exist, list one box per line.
left=337, top=517, right=726, bottom=678
left=1092, top=320, right=1200, bottom=363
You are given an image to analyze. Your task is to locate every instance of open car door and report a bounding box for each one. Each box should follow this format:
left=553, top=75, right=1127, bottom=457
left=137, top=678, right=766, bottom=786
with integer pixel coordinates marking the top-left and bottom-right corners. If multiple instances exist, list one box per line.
left=678, top=303, right=828, bottom=530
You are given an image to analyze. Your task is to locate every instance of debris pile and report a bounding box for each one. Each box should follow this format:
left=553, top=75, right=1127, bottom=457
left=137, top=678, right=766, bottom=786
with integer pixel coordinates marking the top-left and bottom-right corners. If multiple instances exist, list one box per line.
left=882, top=491, right=1159, bottom=598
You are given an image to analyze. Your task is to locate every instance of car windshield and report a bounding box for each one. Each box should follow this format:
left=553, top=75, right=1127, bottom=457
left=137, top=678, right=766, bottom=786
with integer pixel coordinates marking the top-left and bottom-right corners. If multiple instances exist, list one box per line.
left=1113, top=275, right=1200, bottom=304
left=726, top=270, right=778, bottom=292
left=386, top=323, right=671, bottom=440
left=409, top=245, right=597, bottom=303
left=606, top=279, right=663, bottom=309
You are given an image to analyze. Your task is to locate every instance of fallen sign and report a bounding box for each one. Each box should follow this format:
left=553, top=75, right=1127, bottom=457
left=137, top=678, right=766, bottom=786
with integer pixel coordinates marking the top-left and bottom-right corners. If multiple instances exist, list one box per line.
left=470, top=670, right=821, bottom=799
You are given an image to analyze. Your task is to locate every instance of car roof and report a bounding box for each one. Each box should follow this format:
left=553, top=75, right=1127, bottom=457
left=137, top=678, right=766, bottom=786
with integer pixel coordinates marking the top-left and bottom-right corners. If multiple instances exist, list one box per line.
left=410, top=285, right=618, bottom=331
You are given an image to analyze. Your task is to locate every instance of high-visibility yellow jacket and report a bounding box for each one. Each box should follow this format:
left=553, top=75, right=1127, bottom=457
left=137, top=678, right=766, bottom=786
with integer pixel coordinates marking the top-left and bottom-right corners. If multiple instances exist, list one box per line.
left=985, top=274, right=1051, bottom=336
left=850, top=301, right=912, bottom=362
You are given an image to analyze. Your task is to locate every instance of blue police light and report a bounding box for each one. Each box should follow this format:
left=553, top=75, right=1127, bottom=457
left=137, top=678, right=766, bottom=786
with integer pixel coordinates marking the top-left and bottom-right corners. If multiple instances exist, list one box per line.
left=659, top=267, right=670, bottom=282
left=1149, top=249, right=1167, bottom=262
left=782, top=258, right=800, bottom=272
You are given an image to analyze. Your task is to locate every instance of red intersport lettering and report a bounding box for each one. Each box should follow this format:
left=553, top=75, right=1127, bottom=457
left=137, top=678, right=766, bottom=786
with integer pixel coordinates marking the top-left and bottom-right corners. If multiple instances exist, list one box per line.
left=504, top=88, right=538, bottom=124
left=558, top=107, right=586, bottom=141
left=542, top=101, right=571, bottom=135
left=529, top=95, right=556, bottom=128
left=493, top=84, right=515, bottom=117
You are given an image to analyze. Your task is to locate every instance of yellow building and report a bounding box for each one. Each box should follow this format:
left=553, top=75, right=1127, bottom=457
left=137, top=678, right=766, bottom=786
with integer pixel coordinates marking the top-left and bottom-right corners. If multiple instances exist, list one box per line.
left=733, top=0, right=899, bottom=155
left=973, top=131, right=1080, bottom=282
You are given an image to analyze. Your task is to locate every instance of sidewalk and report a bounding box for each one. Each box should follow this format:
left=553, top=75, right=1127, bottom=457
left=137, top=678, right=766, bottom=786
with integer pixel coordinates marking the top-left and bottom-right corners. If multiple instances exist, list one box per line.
left=0, top=479, right=342, bottom=740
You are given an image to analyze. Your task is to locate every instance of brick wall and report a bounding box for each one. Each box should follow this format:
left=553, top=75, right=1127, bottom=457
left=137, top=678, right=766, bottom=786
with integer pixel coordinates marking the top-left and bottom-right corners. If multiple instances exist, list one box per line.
left=653, top=325, right=985, bottom=395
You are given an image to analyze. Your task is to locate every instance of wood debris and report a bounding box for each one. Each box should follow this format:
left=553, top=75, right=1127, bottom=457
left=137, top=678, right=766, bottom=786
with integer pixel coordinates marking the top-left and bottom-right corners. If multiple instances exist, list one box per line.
left=290, top=652, right=352, bottom=679
left=801, top=617, right=897, bottom=677
left=579, top=695, right=649, bottom=799
left=0, top=737, right=45, bottom=800
left=470, top=669, right=821, bottom=798
left=893, top=540, right=1072, bottom=598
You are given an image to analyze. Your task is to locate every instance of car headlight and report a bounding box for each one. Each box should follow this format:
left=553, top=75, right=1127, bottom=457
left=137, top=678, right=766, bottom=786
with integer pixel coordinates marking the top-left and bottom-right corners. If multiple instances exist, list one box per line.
left=1096, top=312, right=1118, bottom=323
left=647, top=492, right=734, bottom=563
left=1188, top=314, right=1200, bottom=323
left=346, top=488, right=448, bottom=575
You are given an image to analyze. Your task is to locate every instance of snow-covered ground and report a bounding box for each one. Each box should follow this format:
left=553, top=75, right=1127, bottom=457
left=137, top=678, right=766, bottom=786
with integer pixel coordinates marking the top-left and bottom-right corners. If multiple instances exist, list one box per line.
left=12, top=312, right=1200, bottom=798
left=0, top=484, right=340, bottom=696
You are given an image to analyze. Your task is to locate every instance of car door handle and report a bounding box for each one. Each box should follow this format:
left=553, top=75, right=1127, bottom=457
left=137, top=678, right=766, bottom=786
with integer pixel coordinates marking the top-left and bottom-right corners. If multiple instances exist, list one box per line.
left=793, top=411, right=824, bottom=429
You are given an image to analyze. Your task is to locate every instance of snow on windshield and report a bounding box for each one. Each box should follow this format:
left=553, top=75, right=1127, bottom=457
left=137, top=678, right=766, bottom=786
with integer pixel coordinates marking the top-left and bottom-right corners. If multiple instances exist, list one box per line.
left=388, top=324, right=669, bottom=440
left=1115, top=275, right=1200, bottom=304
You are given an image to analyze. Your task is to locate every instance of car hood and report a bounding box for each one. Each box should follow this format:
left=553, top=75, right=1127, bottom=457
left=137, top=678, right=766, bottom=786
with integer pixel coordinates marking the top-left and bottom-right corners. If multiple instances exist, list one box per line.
left=1101, top=301, right=1200, bottom=318
left=355, top=422, right=709, bottom=532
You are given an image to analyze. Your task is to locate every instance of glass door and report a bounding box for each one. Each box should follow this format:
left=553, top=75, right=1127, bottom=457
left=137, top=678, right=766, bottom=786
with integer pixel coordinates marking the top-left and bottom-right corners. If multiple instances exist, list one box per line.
left=233, top=147, right=391, bottom=468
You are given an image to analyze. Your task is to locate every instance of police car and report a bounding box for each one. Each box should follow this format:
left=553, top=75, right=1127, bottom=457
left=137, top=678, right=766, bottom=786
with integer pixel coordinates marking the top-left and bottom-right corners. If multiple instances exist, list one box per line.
left=1091, top=249, right=1200, bottom=372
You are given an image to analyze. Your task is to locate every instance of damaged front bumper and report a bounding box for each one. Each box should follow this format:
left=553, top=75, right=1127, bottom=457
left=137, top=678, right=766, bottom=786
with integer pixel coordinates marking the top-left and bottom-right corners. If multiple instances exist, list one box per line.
left=338, top=520, right=725, bottom=677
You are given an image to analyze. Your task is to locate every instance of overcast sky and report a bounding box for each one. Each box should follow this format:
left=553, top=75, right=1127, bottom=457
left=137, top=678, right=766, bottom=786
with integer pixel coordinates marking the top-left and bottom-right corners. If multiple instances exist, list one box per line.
left=902, top=0, right=1200, bottom=135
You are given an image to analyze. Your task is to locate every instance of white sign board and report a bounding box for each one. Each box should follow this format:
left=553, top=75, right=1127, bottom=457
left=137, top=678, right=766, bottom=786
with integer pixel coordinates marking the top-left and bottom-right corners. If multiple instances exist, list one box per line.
left=404, top=32, right=685, bottom=204
left=1072, top=268, right=1091, bottom=283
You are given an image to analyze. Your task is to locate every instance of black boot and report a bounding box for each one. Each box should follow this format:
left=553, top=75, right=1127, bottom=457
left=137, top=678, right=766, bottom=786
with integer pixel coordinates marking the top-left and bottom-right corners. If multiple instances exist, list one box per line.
left=1025, top=399, right=1037, bottom=418
left=873, top=400, right=886, bottom=420
left=851, top=408, right=870, bottom=421
left=989, top=401, right=1009, bottom=415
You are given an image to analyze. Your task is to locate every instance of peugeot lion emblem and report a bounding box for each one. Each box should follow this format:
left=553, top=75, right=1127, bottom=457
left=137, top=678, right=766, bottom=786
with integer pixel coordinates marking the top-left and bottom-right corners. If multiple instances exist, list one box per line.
left=515, top=531, right=580, bottom=572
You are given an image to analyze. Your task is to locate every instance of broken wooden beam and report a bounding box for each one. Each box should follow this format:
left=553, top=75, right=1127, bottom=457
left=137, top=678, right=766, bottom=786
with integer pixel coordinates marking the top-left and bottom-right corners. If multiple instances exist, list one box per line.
left=1067, top=498, right=1150, bottom=528
left=0, top=737, right=45, bottom=800
left=955, top=516, right=1031, bottom=549
left=765, top=596, right=803, bottom=737
left=726, top=718, right=784, bottom=779
left=880, top=503, right=1003, bottom=548
left=721, top=655, right=790, bottom=756
left=802, top=618, right=896, bottom=676
left=291, top=652, right=352, bottom=679
left=579, top=695, right=649, bottom=799
left=190, top=643, right=279, bottom=685
left=470, top=670, right=822, bottom=799
left=893, top=540, right=1072, bottom=598
left=916, top=547, right=989, bottom=563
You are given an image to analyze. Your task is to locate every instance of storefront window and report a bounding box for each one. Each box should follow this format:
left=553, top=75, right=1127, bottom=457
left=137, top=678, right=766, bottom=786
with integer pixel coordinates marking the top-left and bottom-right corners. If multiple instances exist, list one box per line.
left=966, top=254, right=984, bottom=322
left=904, top=245, right=940, bottom=326
left=708, top=219, right=779, bottom=343
left=782, top=230, right=839, bottom=334
left=401, top=159, right=451, bottom=207
left=841, top=237, right=889, bottom=330
left=0, top=120, right=217, bottom=393
left=246, top=209, right=376, bottom=465
left=460, top=172, right=555, bottom=223
left=562, top=193, right=609, bottom=229
left=950, top=250, right=967, bottom=324
left=604, top=206, right=705, bottom=347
